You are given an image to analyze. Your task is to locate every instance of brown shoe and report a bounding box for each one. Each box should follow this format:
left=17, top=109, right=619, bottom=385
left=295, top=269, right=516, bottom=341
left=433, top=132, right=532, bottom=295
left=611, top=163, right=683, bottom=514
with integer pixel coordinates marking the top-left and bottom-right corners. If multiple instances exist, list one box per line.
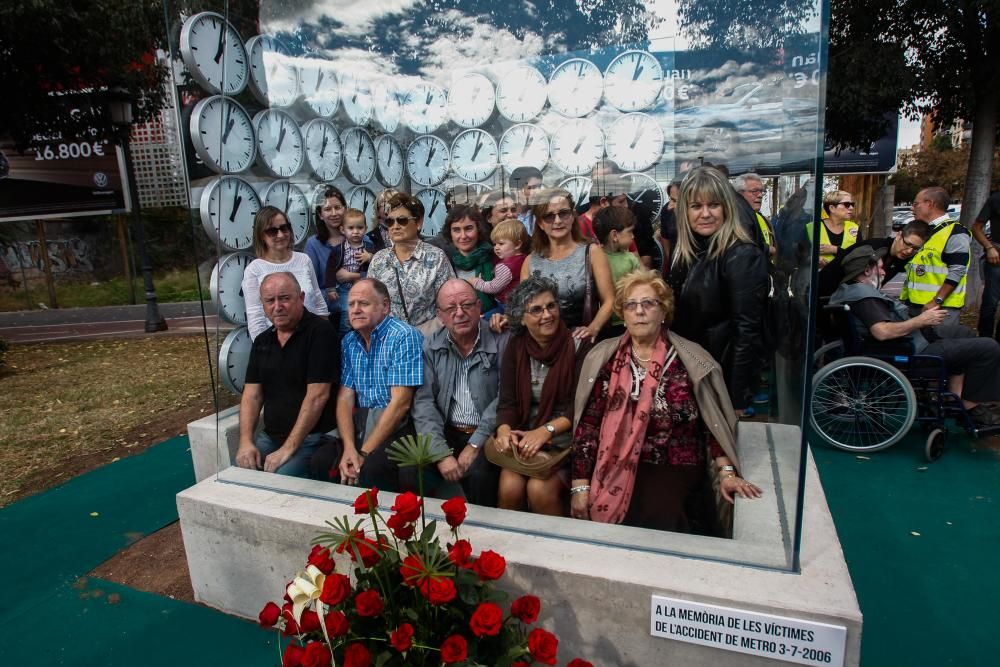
left=968, top=404, right=1000, bottom=426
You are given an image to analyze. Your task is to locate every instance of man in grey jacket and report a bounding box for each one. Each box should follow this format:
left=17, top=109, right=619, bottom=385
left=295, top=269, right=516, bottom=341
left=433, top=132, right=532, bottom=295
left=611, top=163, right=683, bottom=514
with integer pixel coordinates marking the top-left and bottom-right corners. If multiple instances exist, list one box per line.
left=412, top=279, right=508, bottom=505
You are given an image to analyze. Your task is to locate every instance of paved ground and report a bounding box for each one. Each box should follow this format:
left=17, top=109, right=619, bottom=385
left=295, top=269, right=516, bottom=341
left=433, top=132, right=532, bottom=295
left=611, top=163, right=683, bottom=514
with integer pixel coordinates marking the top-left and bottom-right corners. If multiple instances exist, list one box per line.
left=0, top=301, right=233, bottom=343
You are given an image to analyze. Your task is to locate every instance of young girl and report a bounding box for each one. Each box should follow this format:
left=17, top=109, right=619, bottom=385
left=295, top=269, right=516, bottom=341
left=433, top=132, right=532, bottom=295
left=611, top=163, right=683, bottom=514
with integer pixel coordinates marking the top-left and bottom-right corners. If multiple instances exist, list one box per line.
left=471, top=219, right=529, bottom=314
left=325, top=208, right=374, bottom=332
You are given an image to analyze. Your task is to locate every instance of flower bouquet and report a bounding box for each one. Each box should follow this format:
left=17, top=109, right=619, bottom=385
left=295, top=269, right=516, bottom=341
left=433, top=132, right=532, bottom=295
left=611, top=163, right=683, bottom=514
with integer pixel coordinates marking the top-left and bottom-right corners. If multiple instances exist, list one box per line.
left=258, top=434, right=592, bottom=667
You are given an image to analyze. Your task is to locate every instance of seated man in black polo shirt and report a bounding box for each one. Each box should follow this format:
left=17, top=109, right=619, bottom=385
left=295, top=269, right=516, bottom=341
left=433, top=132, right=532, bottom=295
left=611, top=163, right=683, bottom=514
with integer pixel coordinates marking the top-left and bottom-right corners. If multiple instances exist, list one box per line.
left=235, top=272, right=338, bottom=476
left=830, top=246, right=1000, bottom=426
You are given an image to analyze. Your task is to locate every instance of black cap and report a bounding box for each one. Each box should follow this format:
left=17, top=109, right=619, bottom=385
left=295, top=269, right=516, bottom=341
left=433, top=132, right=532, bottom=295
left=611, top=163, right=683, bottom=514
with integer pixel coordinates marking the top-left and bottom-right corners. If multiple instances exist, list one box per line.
left=840, top=245, right=887, bottom=284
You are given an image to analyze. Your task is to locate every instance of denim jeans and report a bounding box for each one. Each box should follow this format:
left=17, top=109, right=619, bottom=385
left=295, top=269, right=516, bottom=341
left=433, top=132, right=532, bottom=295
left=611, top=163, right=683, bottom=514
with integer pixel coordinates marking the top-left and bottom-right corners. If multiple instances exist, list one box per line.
left=254, top=431, right=324, bottom=477
left=978, top=255, right=1000, bottom=339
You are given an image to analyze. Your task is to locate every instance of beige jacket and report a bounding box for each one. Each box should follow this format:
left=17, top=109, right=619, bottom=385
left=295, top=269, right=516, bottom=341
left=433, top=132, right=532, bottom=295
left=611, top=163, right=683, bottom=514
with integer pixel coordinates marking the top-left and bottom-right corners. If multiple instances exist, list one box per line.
left=572, top=330, right=741, bottom=471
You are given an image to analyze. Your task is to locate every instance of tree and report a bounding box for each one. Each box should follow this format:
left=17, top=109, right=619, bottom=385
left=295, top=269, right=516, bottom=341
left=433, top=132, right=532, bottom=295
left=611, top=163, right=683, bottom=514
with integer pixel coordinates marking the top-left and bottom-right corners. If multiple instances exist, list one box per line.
left=0, top=0, right=167, bottom=149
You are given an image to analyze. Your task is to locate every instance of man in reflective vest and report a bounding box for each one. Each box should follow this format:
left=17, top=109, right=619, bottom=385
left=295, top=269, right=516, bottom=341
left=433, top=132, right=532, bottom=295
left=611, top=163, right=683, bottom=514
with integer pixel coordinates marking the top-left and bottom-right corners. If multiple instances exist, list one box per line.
left=901, top=187, right=970, bottom=328
left=734, top=172, right=775, bottom=261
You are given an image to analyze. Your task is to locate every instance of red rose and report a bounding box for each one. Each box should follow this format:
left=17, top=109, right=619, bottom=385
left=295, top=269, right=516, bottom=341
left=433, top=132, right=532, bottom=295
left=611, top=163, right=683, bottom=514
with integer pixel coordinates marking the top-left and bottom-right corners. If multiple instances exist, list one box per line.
left=447, top=539, right=473, bottom=568
left=528, top=628, right=559, bottom=665
left=391, top=491, right=422, bottom=523
left=386, top=512, right=415, bottom=540
left=320, top=573, right=351, bottom=606
left=335, top=530, right=385, bottom=567
left=302, top=641, right=332, bottom=667
left=299, top=609, right=321, bottom=633
left=342, top=643, right=371, bottom=667
left=353, top=487, right=379, bottom=514
left=473, top=549, right=506, bottom=581
left=469, top=601, right=504, bottom=637
left=281, top=603, right=300, bottom=636
left=400, top=554, right=426, bottom=586
left=510, top=594, right=541, bottom=624
left=258, top=601, right=281, bottom=627
left=440, top=634, right=468, bottom=664
left=307, top=545, right=336, bottom=574
left=512, top=662, right=530, bottom=667
left=419, top=576, right=457, bottom=605
left=441, top=496, right=467, bottom=528
left=390, top=623, right=415, bottom=652
left=282, top=643, right=305, bottom=667
left=324, top=610, right=349, bottom=638
left=354, top=589, right=384, bottom=617
left=566, top=660, right=594, bottom=667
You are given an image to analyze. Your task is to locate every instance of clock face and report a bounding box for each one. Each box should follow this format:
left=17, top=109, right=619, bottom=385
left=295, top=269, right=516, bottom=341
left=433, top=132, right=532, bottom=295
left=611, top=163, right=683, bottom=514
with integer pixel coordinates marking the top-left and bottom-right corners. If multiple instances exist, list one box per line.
left=340, top=73, right=374, bottom=126
left=402, top=81, right=449, bottom=134
left=298, top=60, right=340, bottom=117
left=252, top=109, right=304, bottom=178
left=416, top=188, right=448, bottom=238
left=549, top=118, right=604, bottom=176
left=210, top=251, right=254, bottom=325
left=605, top=112, right=664, bottom=172
left=262, top=180, right=311, bottom=245
left=406, top=134, right=451, bottom=187
left=341, top=127, right=376, bottom=184
left=375, top=134, right=404, bottom=187
left=496, top=65, right=548, bottom=123
left=372, top=81, right=402, bottom=133
left=199, top=176, right=261, bottom=251
left=547, top=58, right=604, bottom=118
left=448, top=73, right=496, bottom=128
left=246, top=36, right=299, bottom=107
left=558, top=176, right=594, bottom=209
left=450, top=129, right=498, bottom=182
left=346, top=186, right=377, bottom=229
left=603, top=50, right=664, bottom=112
left=190, top=96, right=256, bottom=174
left=219, top=326, right=253, bottom=394
left=499, top=123, right=549, bottom=172
left=302, top=118, right=343, bottom=181
left=621, top=172, right=665, bottom=226
left=179, top=12, right=248, bottom=96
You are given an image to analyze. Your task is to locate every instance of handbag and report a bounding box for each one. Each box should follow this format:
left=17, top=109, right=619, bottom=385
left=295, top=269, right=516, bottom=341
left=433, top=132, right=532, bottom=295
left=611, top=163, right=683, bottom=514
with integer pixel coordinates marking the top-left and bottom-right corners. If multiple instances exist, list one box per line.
left=582, top=242, right=597, bottom=326
left=485, top=437, right=571, bottom=480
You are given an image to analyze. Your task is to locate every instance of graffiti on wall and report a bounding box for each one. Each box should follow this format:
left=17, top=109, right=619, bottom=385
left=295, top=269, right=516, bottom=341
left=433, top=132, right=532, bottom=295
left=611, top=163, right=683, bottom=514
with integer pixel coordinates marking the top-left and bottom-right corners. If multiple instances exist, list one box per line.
left=1, top=238, right=95, bottom=276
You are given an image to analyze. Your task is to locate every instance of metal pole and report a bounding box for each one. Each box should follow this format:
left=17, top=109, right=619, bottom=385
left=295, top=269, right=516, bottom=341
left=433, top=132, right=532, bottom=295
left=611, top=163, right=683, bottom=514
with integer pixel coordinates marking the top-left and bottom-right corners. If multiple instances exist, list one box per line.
left=120, top=133, right=167, bottom=332
left=35, top=220, right=58, bottom=309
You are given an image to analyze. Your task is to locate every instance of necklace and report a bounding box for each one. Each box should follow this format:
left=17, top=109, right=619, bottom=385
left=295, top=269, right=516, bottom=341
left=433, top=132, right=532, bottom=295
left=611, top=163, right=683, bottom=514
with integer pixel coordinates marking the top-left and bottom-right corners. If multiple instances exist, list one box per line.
left=631, top=345, right=653, bottom=363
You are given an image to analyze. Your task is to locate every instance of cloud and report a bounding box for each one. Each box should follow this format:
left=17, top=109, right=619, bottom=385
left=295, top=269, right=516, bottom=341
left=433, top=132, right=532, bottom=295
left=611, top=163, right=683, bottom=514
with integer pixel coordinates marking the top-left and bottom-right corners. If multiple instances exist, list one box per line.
left=261, top=0, right=421, bottom=36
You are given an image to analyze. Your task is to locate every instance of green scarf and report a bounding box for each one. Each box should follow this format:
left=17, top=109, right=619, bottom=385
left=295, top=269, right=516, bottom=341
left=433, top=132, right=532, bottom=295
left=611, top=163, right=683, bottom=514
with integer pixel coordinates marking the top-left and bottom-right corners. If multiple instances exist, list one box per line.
left=450, top=243, right=496, bottom=311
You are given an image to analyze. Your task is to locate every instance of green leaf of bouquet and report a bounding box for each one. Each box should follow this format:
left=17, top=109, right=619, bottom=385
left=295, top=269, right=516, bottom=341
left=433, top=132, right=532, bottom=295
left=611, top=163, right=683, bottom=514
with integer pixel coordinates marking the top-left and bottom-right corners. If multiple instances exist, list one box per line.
left=386, top=433, right=451, bottom=468
left=375, top=650, right=393, bottom=667
left=457, top=582, right=480, bottom=606
left=404, top=607, right=419, bottom=621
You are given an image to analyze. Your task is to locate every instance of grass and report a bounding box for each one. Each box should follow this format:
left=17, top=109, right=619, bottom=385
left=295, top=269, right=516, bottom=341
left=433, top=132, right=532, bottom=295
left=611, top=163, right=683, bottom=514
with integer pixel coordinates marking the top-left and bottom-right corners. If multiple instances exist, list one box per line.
left=0, top=335, right=237, bottom=507
left=0, top=268, right=208, bottom=312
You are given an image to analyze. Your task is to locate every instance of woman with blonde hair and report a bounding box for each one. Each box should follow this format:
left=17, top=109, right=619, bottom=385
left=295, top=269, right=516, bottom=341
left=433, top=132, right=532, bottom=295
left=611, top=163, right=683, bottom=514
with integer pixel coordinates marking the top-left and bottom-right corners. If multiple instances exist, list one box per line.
left=667, top=166, right=768, bottom=415
left=815, top=190, right=862, bottom=299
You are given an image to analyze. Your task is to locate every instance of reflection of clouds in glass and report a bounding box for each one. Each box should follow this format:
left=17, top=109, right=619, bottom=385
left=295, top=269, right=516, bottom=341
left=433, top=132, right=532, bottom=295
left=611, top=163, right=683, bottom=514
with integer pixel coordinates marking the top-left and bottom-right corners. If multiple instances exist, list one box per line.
left=261, top=0, right=421, bottom=36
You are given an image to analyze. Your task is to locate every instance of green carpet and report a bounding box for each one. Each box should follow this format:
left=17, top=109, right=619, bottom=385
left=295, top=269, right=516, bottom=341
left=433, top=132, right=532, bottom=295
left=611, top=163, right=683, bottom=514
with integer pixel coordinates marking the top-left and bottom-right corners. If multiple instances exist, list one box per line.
left=813, top=428, right=1000, bottom=666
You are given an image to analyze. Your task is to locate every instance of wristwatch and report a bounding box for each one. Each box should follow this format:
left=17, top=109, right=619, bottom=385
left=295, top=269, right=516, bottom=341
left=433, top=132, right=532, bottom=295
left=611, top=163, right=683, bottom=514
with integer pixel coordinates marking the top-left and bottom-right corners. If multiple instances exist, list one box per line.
left=933, top=296, right=945, bottom=305
left=544, top=423, right=556, bottom=435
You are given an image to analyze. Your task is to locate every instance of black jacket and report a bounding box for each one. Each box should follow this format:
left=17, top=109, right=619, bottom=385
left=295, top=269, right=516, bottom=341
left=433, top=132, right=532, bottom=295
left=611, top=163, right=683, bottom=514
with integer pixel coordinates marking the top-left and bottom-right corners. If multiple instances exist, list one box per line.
left=668, top=240, right=769, bottom=410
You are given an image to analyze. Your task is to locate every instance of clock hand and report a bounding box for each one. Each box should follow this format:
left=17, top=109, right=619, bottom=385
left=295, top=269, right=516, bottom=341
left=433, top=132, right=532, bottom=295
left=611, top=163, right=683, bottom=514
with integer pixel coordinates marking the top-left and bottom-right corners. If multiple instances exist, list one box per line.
left=363, top=194, right=371, bottom=213
left=276, top=121, right=286, bottom=152
left=429, top=197, right=439, bottom=217
left=425, top=145, right=435, bottom=167
left=632, top=59, right=644, bottom=81
left=356, top=137, right=363, bottom=161
left=425, top=89, right=433, bottom=105
left=630, top=124, right=643, bottom=149
left=222, top=114, right=235, bottom=144
left=573, top=136, right=585, bottom=154
left=521, top=133, right=534, bottom=156
left=315, top=70, right=324, bottom=92
left=320, top=131, right=328, bottom=158
left=471, top=134, right=483, bottom=161
left=213, top=24, right=226, bottom=64
left=229, top=195, right=242, bottom=222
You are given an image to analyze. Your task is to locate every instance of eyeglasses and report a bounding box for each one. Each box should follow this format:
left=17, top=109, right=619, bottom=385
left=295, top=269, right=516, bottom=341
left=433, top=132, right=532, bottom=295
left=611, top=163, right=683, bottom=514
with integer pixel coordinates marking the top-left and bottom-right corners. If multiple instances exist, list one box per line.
left=622, top=298, right=661, bottom=312
left=900, top=236, right=923, bottom=251
left=541, top=209, right=574, bottom=224
left=438, top=301, right=479, bottom=315
left=837, top=201, right=855, bottom=208
left=745, top=189, right=765, bottom=195
left=385, top=216, right=417, bottom=228
left=493, top=205, right=516, bottom=214
left=263, top=223, right=293, bottom=237
left=525, top=302, right=558, bottom=317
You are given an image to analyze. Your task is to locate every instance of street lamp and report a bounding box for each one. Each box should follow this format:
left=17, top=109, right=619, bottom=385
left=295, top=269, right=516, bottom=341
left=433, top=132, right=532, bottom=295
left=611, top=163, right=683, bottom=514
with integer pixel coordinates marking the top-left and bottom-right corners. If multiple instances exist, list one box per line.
left=107, top=87, right=167, bottom=333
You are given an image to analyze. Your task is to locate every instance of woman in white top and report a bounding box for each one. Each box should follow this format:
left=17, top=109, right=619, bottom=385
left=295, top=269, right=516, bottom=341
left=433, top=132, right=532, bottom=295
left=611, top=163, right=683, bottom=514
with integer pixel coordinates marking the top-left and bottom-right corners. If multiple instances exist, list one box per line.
left=242, top=205, right=328, bottom=340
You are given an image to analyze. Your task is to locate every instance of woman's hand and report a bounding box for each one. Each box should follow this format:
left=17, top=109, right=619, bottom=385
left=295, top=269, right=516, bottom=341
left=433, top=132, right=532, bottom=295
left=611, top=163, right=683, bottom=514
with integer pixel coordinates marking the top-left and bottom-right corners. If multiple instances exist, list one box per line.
left=819, top=243, right=838, bottom=255
left=719, top=476, right=763, bottom=503
left=489, top=313, right=508, bottom=334
left=570, top=490, right=590, bottom=519
left=494, top=427, right=516, bottom=454
left=326, top=288, right=339, bottom=302
left=572, top=325, right=598, bottom=342
left=515, top=427, right=552, bottom=459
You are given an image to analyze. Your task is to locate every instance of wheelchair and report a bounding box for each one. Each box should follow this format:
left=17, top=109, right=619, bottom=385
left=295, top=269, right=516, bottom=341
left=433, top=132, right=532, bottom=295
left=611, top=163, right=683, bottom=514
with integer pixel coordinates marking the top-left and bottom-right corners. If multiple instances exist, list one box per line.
left=809, top=303, right=1000, bottom=462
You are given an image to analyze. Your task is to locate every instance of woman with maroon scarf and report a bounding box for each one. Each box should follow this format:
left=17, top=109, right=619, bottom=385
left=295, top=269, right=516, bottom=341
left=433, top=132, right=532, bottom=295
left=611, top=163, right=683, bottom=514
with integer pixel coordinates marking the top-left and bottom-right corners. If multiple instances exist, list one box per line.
left=569, top=270, right=761, bottom=534
left=494, top=276, right=590, bottom=515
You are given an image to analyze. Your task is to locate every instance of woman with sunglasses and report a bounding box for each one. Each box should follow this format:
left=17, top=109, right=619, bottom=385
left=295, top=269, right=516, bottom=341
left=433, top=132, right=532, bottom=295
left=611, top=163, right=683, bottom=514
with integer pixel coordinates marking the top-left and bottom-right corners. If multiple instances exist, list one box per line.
left=242, top=206, right=329, bottom=340
left=815, top=190, right=863, bottom=291
left=517, top=188, right=615, bottom=342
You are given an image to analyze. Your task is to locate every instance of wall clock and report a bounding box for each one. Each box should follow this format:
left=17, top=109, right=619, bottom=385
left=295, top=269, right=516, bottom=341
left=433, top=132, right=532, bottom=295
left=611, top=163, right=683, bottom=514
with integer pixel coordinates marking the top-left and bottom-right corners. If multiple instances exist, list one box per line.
left=450, top=129, right=498, bottom=182
left=605, top=112, right=664, bottom=172
left=302, top=118, right=343, bottom=181
left=603, top=50, right=663, bottom=112
left=375, top=134, right=404, bottom=188
left=219, top=326, right=252, bottom=394
left=190, top=95, right=256, bottom=174
left=179, top=11, right=248, bottom=96
left=347, top=186, right=377, bottom=229
left=252, top=109, right=304, bottom=178
left=448, top=72, right=496, bottom=128
left=547, top=58, right=603, bottom=118
left=496, top=65, right=547, bottom=123
left=549, top=118, right=604, bottom=176
left=416, top=188, right=448, bottom=239
left=372, top=81, right=402, bottom=133
left=246, top=35, right=298, bottom=107
left=199, top=176, right=260, bottom=251
left=298, top=59, right=340, bottom=118
left=210, top=251, right=254, bottom=325
left=406, top=134, right=450, bottom=187
left=402, top=81, right=448, bottom=134
left=499, top=123, right=549, bottom=172
left=341, top=127, right=376, bottom=184
left=262, top=180, right=310, bottom=245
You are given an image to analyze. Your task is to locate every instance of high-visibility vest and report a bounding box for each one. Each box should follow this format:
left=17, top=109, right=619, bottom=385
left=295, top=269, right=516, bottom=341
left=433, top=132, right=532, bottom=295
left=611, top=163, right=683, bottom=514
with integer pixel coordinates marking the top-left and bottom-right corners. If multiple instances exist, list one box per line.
left=900, top=220, right=968, bottom=308
left=808, top=220, right=860, bottom=262
left=756, top=212, right=773, bottom=247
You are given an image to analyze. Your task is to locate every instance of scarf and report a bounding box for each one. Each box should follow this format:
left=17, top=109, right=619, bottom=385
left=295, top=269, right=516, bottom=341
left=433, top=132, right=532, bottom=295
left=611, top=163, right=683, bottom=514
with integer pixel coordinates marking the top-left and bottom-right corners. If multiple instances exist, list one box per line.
left=589, top=329, right=675, bottom=524
left=508, top=320, right=576, bottom=429
left=450, top=243, right=496, bottom=310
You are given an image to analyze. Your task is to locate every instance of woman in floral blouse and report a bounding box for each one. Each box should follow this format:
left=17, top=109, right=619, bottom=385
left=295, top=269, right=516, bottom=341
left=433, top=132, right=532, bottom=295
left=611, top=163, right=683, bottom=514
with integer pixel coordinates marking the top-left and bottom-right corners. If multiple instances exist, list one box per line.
left=569, top=270, right=762, bottom=534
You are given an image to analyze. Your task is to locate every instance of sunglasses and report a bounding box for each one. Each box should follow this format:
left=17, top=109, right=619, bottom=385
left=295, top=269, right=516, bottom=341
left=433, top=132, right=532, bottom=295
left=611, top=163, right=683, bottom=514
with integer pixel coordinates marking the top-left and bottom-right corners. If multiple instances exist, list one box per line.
left=838, top=201, right=855, bottom=208
left=263, top=223, right=293, bottom=238
left=541, top=209, right=573, bottom=224
left=385, top=216, right=417, bottom=228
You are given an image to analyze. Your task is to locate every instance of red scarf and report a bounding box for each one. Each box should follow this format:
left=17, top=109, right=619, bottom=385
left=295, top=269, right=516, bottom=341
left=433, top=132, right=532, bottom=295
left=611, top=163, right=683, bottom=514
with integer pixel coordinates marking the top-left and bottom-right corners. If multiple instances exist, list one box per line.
left=509, top=321, right=576, bottom=429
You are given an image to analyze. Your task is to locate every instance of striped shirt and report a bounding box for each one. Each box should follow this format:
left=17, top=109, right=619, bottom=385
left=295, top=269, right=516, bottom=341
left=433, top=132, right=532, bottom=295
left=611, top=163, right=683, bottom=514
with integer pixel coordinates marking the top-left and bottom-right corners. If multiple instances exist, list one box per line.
left=447, top=331, right=481, bottom=428
left=341, top=316, right=423, bottom=408
left=342, top=241, right=367, bottom=273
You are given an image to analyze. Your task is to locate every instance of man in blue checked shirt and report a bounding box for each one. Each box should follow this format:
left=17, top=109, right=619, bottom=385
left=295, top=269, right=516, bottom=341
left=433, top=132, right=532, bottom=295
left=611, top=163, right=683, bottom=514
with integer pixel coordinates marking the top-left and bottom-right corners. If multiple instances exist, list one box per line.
left=333, top=278, right=423, bottom=491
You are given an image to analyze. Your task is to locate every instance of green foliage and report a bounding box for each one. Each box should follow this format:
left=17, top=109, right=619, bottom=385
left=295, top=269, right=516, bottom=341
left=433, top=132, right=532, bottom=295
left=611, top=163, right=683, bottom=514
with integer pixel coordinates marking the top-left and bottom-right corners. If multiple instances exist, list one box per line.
left=677, top=0, right=818, bottom=51
left=0, top=268, right=206, bottom=312
left=386, top=434, right=451, bottom=469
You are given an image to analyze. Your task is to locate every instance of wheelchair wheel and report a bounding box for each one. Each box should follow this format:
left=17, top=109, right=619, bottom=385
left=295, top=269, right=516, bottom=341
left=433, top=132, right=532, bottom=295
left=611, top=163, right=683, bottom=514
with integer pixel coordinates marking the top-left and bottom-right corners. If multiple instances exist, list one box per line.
left=810, top=356, right=917, bottom=452
left=925, top=428, right=946, bottom=462
left=813, top=341, right=845, bottom=369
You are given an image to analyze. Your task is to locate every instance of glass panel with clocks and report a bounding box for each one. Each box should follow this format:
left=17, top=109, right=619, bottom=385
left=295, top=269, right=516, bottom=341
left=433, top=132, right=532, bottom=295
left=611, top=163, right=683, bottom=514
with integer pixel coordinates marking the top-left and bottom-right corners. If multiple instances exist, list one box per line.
left=164, top=0, right=826, bottom=572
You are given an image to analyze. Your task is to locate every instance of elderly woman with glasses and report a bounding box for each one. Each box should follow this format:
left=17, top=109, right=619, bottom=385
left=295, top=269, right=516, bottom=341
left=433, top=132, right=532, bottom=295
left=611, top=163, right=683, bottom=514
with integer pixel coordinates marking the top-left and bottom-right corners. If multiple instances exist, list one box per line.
left=815, top=190, right=864, bottom=294
left=367, top=193, right=455, bottom=333
left=242, top=205, right=328, bottom=340
left=493, top=276, right=592, bottom=515
left=570, top=270, right=760, bottom=533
